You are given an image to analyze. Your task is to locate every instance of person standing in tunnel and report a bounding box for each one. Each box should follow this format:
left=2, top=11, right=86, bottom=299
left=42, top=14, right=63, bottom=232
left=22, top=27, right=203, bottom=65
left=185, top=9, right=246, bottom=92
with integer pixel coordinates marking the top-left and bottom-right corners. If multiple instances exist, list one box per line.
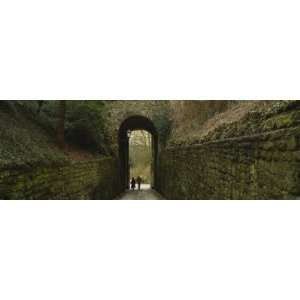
left=137, top=176, right=142, bottom=190
left=131, top=177, right=136, bottom=191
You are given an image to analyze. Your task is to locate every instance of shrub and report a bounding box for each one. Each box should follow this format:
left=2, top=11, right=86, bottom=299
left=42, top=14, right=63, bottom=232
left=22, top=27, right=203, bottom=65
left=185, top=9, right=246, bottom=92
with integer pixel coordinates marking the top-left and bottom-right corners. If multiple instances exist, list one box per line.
left=14, top=100, right=108, bottom=154
left=65, top=101, right=107, bottom=153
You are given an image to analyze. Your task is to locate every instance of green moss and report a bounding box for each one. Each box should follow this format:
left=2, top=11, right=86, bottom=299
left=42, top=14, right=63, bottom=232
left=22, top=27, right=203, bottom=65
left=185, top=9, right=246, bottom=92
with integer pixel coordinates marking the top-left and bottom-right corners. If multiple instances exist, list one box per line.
left=262, top=110, right=300, bottom=131
left=0, top=108, right=69, bottom=169
left=261, top=141, right=274, bottom=150
left=286, top=136, right=298, bottom=150
left=0, top=158, right=121, bottom=200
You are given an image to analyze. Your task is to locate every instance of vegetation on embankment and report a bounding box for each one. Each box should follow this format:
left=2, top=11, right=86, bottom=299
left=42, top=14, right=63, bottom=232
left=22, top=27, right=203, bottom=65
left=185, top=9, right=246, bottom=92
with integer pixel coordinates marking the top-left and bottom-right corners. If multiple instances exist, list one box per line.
left=168, top=100, right=300, bottom=146
left=0, top=101, right=121, bottom=200
left=0, top=101, right=68, bottom=170
left=0, top=101, right=110, bottom=170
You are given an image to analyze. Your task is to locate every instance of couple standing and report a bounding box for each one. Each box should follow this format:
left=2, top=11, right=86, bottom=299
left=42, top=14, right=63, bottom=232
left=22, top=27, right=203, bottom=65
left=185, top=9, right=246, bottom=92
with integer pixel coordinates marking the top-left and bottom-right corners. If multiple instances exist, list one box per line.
left=130, top=176, right=142, bottom=191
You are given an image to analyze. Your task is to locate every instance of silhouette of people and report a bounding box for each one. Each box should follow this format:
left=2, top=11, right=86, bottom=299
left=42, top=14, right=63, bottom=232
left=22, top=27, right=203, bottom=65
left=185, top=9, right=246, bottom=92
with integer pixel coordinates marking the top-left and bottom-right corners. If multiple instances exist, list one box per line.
left=137, top=176, right=142, bottom=190
left=130, top=177, right=136, bottom=191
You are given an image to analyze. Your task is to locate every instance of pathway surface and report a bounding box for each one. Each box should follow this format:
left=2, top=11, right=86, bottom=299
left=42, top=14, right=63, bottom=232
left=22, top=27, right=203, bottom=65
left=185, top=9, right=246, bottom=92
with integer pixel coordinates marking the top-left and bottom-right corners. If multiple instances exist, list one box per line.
left=116, top=184, right=165, bottom=200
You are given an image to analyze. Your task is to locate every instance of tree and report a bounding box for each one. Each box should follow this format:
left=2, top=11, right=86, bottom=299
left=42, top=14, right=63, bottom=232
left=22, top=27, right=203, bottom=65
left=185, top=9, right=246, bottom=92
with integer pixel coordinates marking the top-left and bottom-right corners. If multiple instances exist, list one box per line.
left=36, top=100, right=45, bottom=114
left=57, top=100, right=66, bottom=149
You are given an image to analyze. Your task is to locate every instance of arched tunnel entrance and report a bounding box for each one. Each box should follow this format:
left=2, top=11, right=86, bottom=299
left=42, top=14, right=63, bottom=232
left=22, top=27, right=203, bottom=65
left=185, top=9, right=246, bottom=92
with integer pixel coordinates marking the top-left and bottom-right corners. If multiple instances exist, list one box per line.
left=118, top=116, right=158, bottom=191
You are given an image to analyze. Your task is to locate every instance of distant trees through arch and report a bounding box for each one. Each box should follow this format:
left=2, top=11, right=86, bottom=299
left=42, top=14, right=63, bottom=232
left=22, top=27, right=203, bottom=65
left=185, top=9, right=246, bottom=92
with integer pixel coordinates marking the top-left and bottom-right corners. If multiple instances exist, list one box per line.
left=118, top=116, right=158, bottom=190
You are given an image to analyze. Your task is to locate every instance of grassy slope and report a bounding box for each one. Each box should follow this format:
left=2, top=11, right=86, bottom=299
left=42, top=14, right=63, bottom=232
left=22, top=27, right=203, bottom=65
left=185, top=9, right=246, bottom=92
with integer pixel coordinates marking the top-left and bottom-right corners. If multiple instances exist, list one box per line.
left=0, top=103, right=69, bottom=169
left=0, top=102, right=101, bottom=170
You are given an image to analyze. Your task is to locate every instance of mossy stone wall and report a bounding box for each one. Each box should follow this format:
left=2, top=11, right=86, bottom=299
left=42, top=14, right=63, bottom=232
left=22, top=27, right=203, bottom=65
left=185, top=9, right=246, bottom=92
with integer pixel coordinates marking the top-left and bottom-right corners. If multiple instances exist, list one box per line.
left=0, top=157, right=122, bottom=200
left=157, top=110, right=300, bottom=200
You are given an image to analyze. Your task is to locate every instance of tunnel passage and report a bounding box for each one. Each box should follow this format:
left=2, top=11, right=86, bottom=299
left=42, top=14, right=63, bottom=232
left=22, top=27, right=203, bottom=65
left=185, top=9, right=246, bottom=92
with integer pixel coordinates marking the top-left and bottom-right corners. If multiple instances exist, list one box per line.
left=118, top=116, right=158, bottom=190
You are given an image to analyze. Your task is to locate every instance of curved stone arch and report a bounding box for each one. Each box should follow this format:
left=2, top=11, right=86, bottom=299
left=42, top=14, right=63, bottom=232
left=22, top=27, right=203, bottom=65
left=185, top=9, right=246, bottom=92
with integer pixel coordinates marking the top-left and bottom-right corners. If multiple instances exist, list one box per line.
left=103, top=100, right=169, bottom=155
left=118, top=115, right=159, bottom=190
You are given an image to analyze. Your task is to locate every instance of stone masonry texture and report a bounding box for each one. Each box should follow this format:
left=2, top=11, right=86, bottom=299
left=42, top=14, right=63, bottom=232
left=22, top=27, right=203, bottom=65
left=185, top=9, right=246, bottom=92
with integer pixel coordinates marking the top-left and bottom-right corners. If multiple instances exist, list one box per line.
left=0, top=158, right=122, bottom=200
left=157, top=102, right=300, bottom=199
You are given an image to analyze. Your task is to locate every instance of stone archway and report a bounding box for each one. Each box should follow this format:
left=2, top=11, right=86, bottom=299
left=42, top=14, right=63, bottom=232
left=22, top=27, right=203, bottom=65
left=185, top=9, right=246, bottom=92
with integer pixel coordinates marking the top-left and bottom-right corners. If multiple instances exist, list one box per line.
left=118, top=115, right=158, bottom=190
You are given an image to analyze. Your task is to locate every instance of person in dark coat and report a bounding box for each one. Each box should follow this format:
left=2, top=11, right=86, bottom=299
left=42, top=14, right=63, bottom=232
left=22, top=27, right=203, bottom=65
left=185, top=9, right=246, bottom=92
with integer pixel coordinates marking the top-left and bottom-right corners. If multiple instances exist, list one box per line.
left=137, top=176, right=142, bottom=190
left=131, top=177, right=136, bottom=191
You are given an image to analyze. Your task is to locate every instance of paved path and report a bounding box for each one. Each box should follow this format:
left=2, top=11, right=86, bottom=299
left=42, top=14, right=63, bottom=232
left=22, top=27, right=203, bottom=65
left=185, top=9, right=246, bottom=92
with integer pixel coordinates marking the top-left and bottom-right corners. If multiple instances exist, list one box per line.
left=116, top=185, right=165, bottom=200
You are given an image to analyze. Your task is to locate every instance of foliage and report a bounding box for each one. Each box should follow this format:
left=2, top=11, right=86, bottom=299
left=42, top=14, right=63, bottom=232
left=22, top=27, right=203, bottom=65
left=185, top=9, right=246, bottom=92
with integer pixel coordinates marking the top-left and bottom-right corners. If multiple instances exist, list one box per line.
left=15, top=100, right=108, bottom=154
left=0, top=100, right=110, bottom=170
left=0, top=104, right=68, bottom=169
left=65, top=101, right=107, bottom=153
left=18, top=100, right=61, bottom=133
left=129, top=131, right=152, bottom=183
left=0, top=100, right=19, bottom=115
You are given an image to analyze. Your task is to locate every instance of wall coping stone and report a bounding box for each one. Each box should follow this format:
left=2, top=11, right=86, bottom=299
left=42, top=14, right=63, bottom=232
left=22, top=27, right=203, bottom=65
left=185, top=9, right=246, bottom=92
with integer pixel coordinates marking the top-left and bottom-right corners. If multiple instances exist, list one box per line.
left=165, top=126, right=300, bottom=151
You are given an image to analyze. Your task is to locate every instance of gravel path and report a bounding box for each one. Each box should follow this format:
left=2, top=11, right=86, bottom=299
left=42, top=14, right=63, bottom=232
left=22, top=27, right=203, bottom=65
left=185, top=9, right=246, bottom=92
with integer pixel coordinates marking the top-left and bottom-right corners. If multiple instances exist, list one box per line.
left=116, top=185, right=164, bottom=200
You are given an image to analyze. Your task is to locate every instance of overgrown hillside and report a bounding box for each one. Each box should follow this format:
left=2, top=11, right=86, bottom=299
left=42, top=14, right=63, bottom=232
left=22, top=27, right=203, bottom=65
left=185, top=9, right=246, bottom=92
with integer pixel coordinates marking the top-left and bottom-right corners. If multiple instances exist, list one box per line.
left=0, top=101, right=68, bottom=169
left=168, top=100, right=300, bottom=146
left=0, top=101, right=108, bottom=170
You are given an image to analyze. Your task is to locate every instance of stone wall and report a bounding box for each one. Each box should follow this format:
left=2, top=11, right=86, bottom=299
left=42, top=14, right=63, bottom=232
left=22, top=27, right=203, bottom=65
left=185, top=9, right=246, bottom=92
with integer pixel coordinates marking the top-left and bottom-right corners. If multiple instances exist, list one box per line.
left=157, top=102, right=300, bottom=199
left=103, top=100, right=170, bottom=154
left=0, top=157, right=122, bottom=200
